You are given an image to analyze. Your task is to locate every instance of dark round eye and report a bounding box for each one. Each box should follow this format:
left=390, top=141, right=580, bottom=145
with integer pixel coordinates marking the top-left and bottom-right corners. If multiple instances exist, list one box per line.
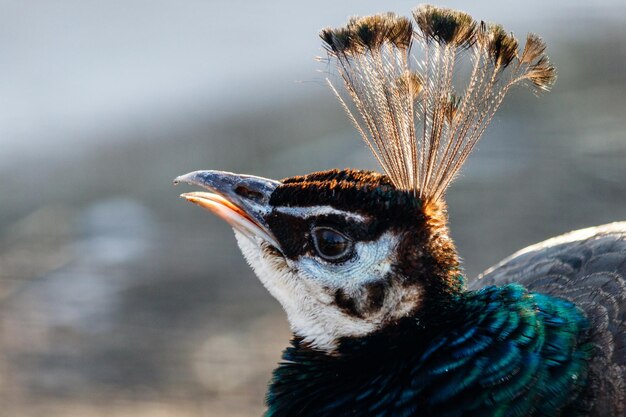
left=311, top=227, right=354, bottom=261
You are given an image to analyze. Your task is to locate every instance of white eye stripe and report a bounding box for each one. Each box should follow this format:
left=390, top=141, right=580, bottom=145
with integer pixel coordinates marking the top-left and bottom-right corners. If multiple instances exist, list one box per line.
left=274, top=206, right=367, bottom=222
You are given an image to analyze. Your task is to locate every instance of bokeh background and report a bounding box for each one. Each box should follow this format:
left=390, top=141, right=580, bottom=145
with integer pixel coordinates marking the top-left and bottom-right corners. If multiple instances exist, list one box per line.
left=2, top=1, right=626, bottom=415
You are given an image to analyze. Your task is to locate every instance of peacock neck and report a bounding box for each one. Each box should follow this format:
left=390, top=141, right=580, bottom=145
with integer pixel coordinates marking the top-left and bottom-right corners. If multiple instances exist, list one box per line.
left=265, top=284, right=592, bottom=417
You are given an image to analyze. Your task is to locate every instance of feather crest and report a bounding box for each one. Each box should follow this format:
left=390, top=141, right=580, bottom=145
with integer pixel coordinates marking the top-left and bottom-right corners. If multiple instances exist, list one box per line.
left=321, top=5, right=556, bottom=201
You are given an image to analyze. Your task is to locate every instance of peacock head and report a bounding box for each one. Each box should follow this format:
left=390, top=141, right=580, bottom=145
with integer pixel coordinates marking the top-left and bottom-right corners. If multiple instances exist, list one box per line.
left=175, top=168, right=460, bottom=352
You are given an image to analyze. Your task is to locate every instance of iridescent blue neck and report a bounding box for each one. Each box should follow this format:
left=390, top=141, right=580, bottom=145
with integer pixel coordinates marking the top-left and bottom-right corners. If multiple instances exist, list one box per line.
left=265, top=284, right=592, bottom=417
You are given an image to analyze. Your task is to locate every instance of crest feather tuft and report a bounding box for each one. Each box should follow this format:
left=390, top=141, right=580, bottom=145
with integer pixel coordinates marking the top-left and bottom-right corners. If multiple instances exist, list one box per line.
left=321, top=5, right=556, bottom=201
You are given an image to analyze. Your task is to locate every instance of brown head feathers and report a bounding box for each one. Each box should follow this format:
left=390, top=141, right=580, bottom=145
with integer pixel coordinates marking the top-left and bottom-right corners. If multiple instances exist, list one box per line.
left=321, top=5, right=556, bottom=202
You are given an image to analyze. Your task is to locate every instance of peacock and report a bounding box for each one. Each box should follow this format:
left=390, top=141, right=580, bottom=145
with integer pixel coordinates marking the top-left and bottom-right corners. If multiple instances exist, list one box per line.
left=175, top=5, right=626, bottom=416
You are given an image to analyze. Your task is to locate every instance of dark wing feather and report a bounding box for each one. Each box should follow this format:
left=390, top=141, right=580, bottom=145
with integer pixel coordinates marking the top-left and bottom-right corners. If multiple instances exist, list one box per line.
left=471, top=222, right=626, bottom=417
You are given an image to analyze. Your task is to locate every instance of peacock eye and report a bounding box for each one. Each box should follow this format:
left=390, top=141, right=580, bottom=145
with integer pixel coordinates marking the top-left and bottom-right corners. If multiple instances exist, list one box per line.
left=311, top=227, right=354, bottom=262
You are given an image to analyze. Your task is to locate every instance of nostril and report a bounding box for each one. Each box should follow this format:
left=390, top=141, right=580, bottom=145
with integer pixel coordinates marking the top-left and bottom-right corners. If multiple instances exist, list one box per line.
left=234, top=185, right=264, bottom=201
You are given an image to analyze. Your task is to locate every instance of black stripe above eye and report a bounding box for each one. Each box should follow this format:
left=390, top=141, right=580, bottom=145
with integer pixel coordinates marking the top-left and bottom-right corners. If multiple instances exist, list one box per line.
left=266, top=211, right=385, bottom=260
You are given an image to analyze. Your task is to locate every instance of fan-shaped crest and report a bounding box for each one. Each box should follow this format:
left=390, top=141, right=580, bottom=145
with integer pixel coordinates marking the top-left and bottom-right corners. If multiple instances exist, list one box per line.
left=321, top=5, right=556, bottom=201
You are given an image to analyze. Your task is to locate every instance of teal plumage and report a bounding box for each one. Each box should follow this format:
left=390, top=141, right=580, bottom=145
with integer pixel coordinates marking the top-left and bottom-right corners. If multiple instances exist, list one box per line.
left=266, top=284, right=592, bottom=417
left=474, top=224, right=626, bottom=416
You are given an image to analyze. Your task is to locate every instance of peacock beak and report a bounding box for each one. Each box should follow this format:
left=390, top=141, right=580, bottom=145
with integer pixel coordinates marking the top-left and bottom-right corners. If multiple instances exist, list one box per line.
left=174, top=170, right=281, bottom=248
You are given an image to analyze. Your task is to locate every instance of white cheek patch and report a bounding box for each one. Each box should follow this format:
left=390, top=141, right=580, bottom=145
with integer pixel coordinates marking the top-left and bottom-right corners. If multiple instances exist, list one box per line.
left=274, top=205, right=367, bottom=222
left=234, top=230, right=377, bottom=351
left=233, top=229, right=422, bottom=352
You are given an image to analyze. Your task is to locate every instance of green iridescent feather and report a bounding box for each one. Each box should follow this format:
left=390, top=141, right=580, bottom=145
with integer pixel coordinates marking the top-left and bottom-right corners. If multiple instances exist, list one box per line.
left=266, top=284, right=592, bottom=417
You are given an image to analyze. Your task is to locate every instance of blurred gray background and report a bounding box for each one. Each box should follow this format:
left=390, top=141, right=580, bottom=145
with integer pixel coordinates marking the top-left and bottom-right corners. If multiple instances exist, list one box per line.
left=1, top=1, right=626, bottom=415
